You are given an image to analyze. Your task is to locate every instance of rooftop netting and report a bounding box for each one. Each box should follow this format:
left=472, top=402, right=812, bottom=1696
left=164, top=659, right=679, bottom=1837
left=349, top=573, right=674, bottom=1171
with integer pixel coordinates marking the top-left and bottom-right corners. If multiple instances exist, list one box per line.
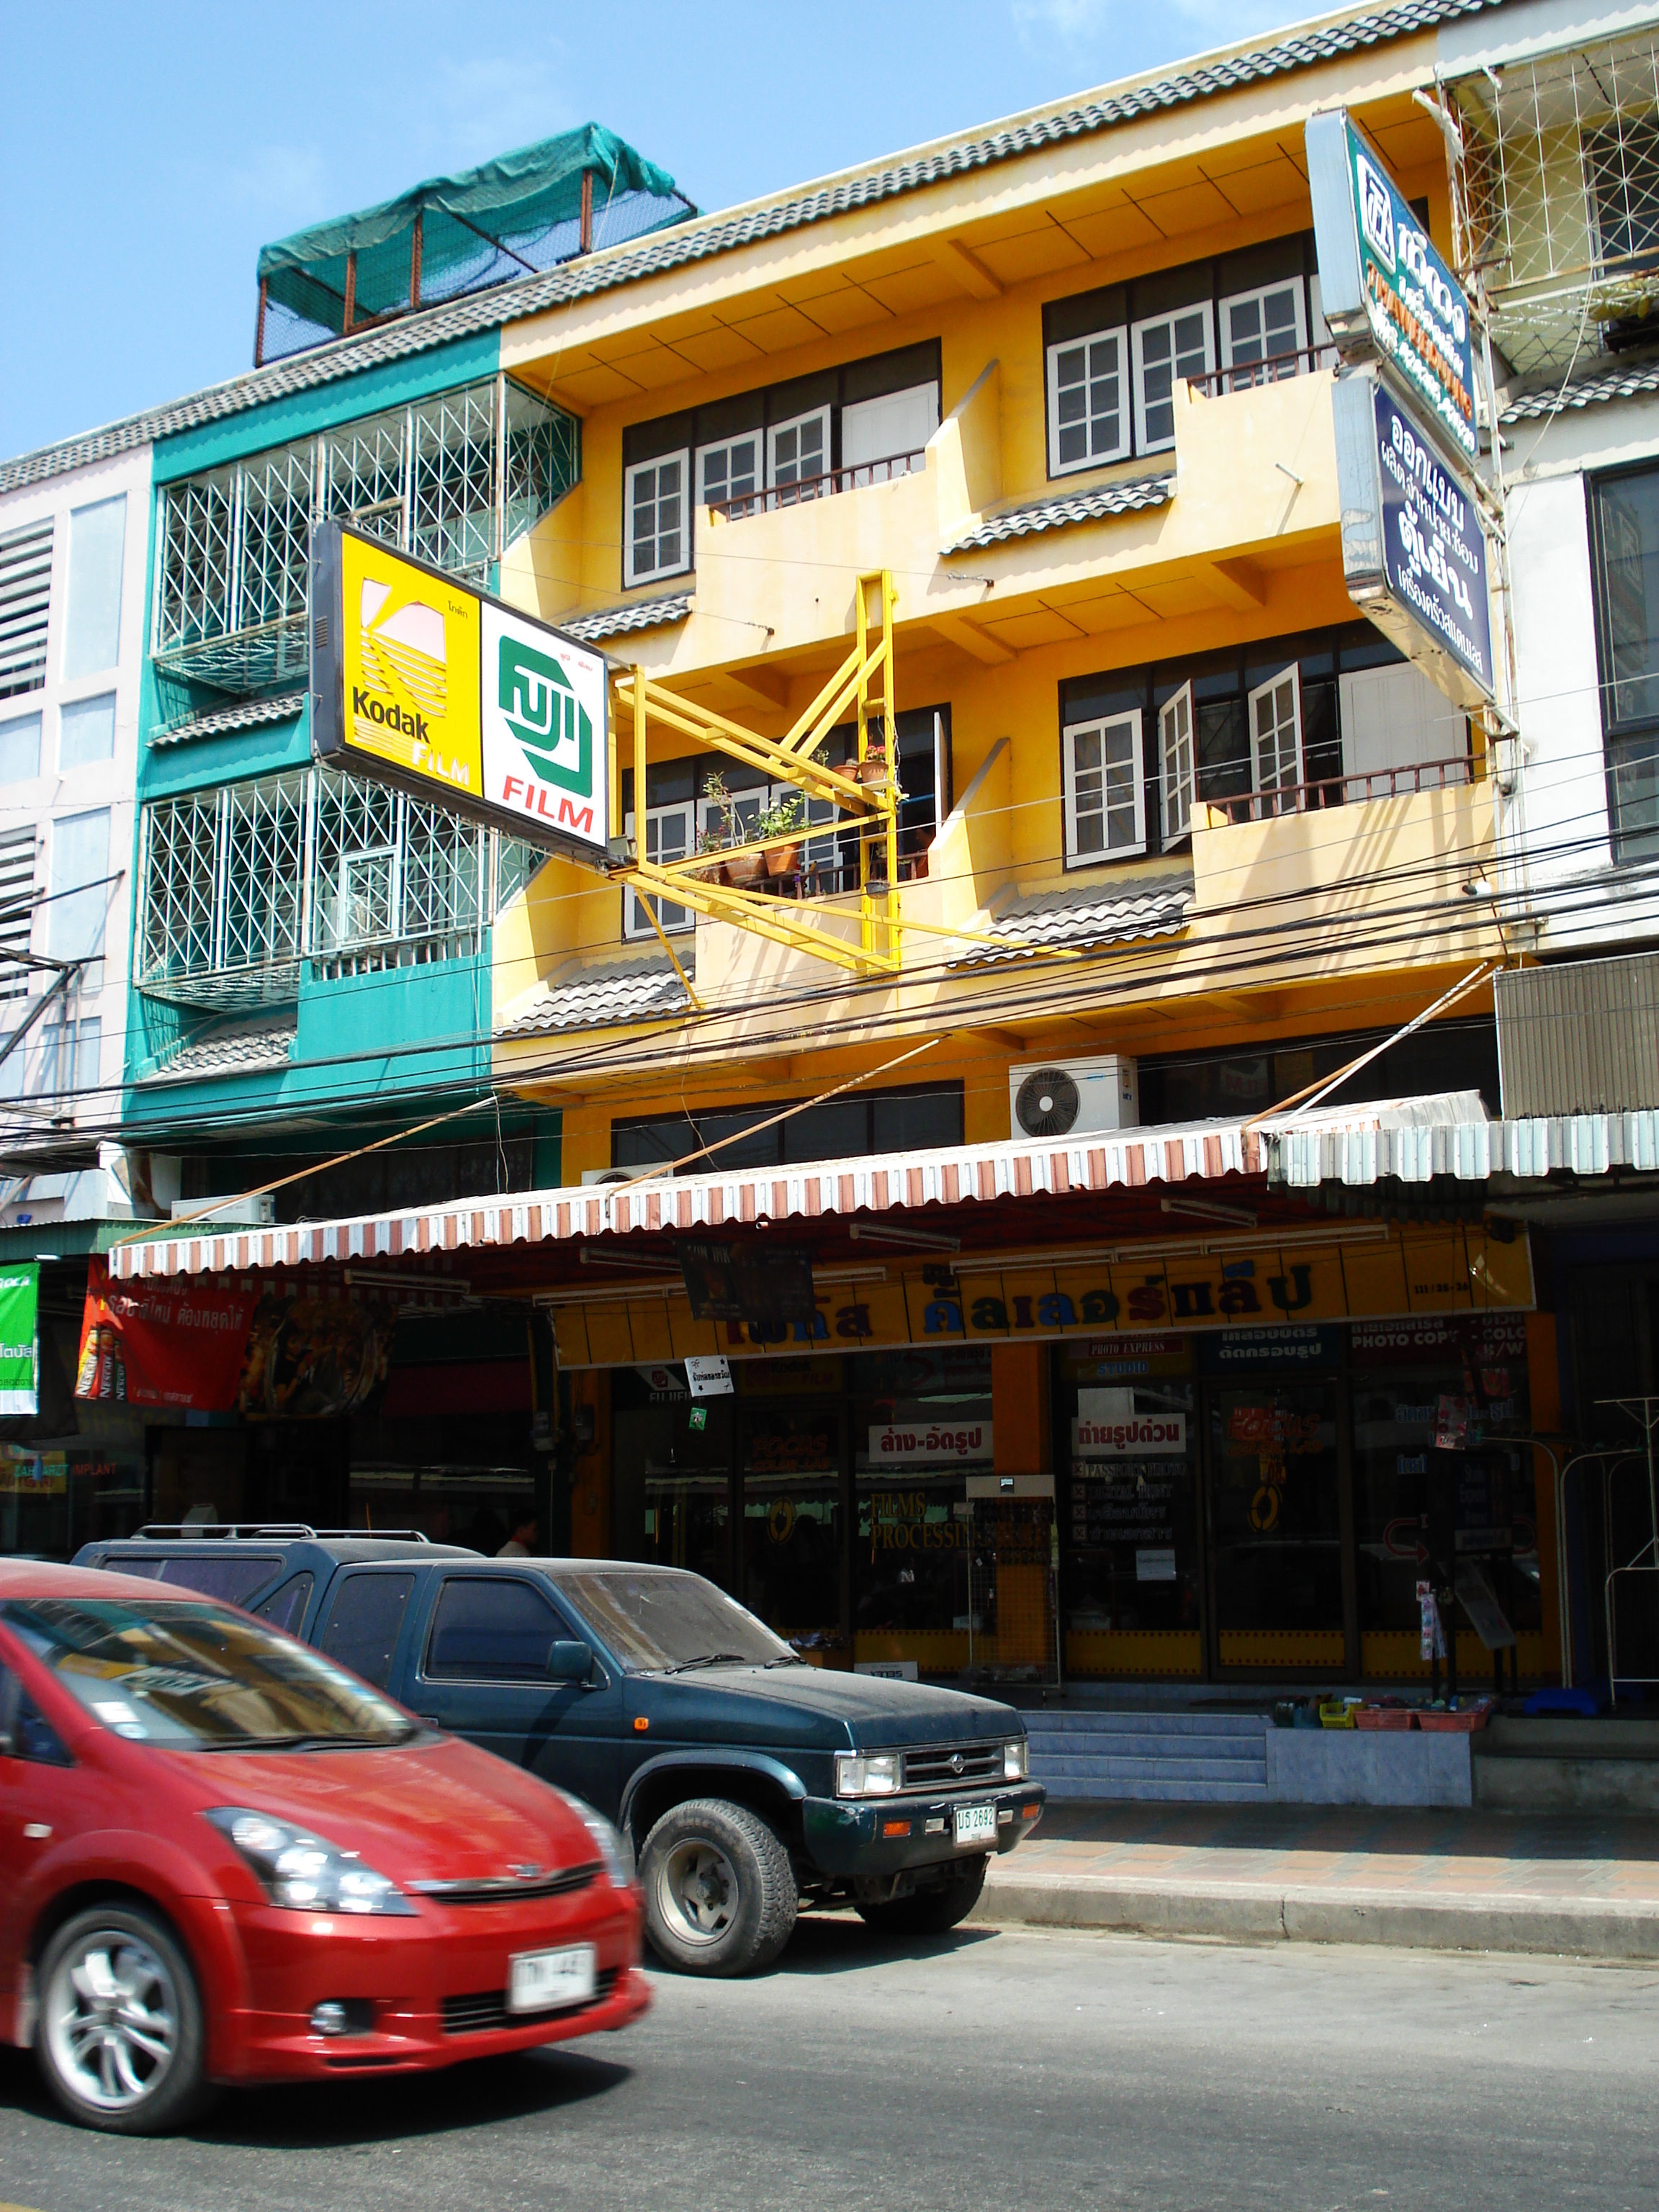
left=255, top=122, right=693, bottom=364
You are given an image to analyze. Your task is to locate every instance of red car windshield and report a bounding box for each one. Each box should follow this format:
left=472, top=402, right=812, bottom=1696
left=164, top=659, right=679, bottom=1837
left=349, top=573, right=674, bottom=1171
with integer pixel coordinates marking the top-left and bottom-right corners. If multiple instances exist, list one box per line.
left=1, top=1597, right=416, bottom=1751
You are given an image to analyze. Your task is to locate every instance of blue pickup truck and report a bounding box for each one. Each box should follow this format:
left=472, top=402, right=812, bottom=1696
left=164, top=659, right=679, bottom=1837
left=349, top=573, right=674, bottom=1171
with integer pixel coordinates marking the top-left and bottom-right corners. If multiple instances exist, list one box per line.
left=76, top=1528, right=1045, bottom=1977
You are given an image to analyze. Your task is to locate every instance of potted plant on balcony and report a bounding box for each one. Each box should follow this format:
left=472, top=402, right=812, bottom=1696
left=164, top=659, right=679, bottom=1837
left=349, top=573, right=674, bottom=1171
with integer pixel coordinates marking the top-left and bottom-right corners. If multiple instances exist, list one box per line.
left=756, top=793, right=807, bottom=886
left=851, top=744, right=889, bottom=791
left=695, top=772, right=768, bottom=888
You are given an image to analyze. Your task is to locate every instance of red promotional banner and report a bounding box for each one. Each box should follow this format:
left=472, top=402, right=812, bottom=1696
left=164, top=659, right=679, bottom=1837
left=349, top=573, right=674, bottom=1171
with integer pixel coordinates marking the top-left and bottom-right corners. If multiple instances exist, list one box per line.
left=76, top=1260, right=397, bottom=1419
left=76, top=1260, right=257, bottom=1411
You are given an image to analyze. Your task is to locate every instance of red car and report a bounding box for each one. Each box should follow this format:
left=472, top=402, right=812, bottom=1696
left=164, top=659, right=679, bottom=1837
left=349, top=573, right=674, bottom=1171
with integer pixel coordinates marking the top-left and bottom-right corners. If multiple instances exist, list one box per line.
left=0, top=1560, right=649, bottom=2133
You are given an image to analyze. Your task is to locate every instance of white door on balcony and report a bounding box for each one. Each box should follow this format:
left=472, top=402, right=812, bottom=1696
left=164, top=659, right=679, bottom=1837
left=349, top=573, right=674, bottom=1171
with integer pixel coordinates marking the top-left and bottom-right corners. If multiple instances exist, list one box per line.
left=1338, top=662, right=1465, bottom=796
left=768, top=408, right=830, bottom=501
left=1159, top=683, right=1197, bottom=844
left=697, top=434, right=762, bottom=518
left=1220, top=281, right=1308, bottom=388
left=1132, top=305, right=1215, bottom=451
left=840, top=385, right=939, bottom=482
left=1248, top=666, right=1305, bottom=815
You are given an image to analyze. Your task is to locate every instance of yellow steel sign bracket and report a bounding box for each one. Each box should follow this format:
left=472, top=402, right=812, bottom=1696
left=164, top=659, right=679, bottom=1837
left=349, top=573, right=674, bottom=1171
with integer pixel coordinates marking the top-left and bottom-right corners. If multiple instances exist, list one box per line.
left=610, top=572, right=902, bottom=979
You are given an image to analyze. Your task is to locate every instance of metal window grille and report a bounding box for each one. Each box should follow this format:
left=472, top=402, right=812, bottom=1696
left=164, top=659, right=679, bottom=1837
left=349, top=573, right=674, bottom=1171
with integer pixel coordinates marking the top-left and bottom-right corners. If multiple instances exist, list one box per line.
left=0, top=826, right=36, bottom=1003
left=494, top=834, right=544, bottom=909
left=0, top=517, right=53, bottom=700
left=1447, top=35, right=1659, bottom=375
left=217, top=771, right=309, bottom=981
left=153, top=378, right=575, bottom=690
left=139, top=788, right=220, bottom=988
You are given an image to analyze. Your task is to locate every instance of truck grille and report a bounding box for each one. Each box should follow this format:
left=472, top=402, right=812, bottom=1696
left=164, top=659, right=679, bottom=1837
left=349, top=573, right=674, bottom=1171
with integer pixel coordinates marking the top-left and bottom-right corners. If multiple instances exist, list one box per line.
left=442, top=1967, right=618, bottom=2036
left=900, top=1743, right=1003, bottom=1792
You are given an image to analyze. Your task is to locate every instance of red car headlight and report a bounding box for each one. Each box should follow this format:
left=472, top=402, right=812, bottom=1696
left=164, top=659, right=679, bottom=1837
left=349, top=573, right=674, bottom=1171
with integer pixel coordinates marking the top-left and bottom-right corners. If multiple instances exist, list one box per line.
left=206, top=1807, right=415, bottom=1916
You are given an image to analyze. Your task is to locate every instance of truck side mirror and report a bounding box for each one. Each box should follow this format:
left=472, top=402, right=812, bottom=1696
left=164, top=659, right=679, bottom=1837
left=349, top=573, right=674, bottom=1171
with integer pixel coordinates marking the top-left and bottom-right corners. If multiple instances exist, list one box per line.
left=547, top=1640, right=592, bottom=1683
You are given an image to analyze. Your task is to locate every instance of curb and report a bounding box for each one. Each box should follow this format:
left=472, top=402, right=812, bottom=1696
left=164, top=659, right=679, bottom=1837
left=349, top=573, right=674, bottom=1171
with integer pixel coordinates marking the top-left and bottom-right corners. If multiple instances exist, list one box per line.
left=969, top=1876, right=1659, bottom=1960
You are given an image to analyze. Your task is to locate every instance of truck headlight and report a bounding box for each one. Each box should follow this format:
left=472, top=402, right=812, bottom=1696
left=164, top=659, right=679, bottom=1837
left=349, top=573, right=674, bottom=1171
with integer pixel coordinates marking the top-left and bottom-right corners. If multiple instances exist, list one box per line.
left=1003, top=1738, right=1029, bottom=1781
left=207, top=1808, right=414, bottom=1915
left=835, top=1751, right=901, bottom=1798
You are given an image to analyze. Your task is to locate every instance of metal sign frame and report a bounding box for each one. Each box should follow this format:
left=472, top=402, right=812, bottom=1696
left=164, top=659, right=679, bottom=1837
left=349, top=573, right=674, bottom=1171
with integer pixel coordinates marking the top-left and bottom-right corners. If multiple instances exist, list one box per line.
left=310, top=519, right=612, bottom=866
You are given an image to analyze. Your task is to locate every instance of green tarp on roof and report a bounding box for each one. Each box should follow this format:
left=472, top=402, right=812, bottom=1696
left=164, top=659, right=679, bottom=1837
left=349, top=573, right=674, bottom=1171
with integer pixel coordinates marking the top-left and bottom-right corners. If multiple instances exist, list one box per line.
left=257, top=123, right=687, bottom=340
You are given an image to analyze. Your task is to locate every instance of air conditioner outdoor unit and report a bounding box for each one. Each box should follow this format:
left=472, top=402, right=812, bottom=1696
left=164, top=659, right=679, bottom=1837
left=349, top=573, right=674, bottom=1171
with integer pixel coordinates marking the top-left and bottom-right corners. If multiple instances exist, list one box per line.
left=171, top=1193, right=276, bottom=1227
left=1009, top=1055, right=1138, bottom=1141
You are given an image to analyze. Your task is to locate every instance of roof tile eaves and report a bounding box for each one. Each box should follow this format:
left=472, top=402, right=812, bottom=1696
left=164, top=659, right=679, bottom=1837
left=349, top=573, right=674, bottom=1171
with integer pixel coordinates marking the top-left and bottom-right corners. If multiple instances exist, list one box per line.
left=4, top=0, right=1496, bottom=496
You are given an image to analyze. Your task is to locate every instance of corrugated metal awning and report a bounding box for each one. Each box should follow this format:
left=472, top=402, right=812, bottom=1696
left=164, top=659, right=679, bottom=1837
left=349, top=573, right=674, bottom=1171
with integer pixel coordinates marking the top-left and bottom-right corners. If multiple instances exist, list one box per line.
left=102, top=1090, right=1599, bottom=1285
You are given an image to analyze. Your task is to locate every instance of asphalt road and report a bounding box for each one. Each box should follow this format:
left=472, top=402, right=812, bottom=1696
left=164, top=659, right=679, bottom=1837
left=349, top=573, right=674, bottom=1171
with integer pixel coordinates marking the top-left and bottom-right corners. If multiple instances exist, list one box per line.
left=1, top=1917, right=1653, bottom=2212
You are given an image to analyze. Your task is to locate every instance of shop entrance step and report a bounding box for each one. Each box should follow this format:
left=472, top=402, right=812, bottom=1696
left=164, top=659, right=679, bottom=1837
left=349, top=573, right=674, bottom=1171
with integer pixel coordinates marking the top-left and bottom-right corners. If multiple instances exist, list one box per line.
left=1025, top=1708, right=1269, bottom=1803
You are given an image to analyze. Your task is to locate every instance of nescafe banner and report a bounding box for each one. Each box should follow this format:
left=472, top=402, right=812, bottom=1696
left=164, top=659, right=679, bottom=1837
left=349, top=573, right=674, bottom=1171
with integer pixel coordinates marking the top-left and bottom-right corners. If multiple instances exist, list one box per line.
left=76, top=1259, right=395, bottom=1418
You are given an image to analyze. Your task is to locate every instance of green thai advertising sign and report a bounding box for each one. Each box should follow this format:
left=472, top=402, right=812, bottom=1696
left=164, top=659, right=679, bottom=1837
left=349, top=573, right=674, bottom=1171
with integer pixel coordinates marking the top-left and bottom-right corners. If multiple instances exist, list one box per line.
left=1306, top=108, right=1477, bottom=471
left=0, top=1262, right=39, bottom=1415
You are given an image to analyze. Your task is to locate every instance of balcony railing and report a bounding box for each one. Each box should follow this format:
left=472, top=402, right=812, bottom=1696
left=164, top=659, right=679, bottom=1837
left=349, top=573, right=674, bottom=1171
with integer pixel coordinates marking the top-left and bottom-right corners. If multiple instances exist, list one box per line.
left=1188, top=343, right=1339, bottom=399
left=1202, top=756, right=1474, bottom=826
left=707, top=449, right=927, bottom=523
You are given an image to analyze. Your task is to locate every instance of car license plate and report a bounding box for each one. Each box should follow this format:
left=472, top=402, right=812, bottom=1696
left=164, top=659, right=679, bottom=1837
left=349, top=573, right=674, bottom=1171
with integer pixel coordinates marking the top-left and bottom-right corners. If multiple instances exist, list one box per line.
left=953, top=1802, right=997, bottom=1847
left=508, top=1943, right=596, bottom=2014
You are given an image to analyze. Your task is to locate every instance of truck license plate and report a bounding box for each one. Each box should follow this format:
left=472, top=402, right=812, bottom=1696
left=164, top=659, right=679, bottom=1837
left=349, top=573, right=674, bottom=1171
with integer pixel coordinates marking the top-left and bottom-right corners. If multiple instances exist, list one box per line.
left=508, top=1943, right=596, bottom=2013
left=953, top=1802, right=997, bottom=1847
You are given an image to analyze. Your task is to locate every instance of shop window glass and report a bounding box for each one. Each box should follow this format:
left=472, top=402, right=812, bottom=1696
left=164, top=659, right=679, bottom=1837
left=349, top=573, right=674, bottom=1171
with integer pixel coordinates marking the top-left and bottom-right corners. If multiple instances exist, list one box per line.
left=63, top=495, right=125, bottom=680
left=1209, top=1378, right=1344, bottom=1665
left=1060, top=1344, right=1200, bottom=1672
left=854, top=1348, right=991, bottom=1675
left=319, top=1570, right=415, bottom=1690
left=1350, top=1316, right=1537, bottom=1678
left=741, top=1401, right=841, bottom=1658
left=612, top=1369, right=734, bottom=1592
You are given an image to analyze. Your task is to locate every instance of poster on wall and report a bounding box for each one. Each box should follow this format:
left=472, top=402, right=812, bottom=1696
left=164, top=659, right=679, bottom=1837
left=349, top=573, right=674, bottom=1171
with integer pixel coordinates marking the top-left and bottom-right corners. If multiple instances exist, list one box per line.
left=309, top=522, right=611, bottom=863
left=1305, top=107, right=1477, bottom=468
left=1333, top=371, right=1495, bottom=709
left=0, top=1262, right=39, bottom=1415
left=75, top=1260, right=396, bottom=1419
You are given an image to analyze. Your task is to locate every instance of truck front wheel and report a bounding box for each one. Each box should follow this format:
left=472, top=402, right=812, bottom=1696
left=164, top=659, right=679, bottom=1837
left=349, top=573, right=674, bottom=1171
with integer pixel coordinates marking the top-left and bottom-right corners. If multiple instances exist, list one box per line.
left=639, top=1798, right=799, bottom=1977
left=857, top=1853, right=989, bottom=1937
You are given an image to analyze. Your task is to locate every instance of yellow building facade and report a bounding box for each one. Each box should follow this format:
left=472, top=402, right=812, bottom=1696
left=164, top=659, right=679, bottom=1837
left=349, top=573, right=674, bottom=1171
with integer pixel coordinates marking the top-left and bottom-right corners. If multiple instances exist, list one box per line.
left=476, top=3, right=1549, bottom=1690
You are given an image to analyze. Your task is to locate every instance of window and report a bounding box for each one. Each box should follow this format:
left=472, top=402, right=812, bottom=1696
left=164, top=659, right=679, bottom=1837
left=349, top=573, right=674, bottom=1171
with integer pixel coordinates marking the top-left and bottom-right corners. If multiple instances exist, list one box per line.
left=697, top=433, right=762, bottom=516
left=0, top=711, right=41, bottom=783
left=840, top=383, right=938, bottom=478
left=0, top=517, right=53, bottom=700
left=59, top=692, right=116, bottom=770
left=1047, top=330, right=1130, bottom=475
left=625, top=451, right=689, bottom=585
left=1159, top=683, right=1197, bottom=844
left=1132, top=305, right=1214, bottom=451
left=613, top=1082, right=965, bottom=1173
left=50, top=808, right=109, bottom=986
left=63, top=495, right=126, bottom=680
left=318, top=1570, right=415, bottom=1690
left=624, top=800, right=693, bottom=938
left=1063, top=711, right=1145, bottom=863
left=425, top=1576, right=562, bottom=1681
left=768, top=408, right=830, bottom=500
left=1247, top=666, right=1305, bottom=811
left=255, top=1573, right=314, bottom=1635
left=1220, top=282, right=1307, bottom=388
left=1591, top=462, right=1659, bottom=860
left=0, top=828, right=34, bottom=1004
left=1586, top=113, right=1659, bottom=275
left=0, top=1662, right=71, bottom=1766
left=156, top=1553, right=284, bottom=1606
left=40, top=1015, right=100, bottom=1100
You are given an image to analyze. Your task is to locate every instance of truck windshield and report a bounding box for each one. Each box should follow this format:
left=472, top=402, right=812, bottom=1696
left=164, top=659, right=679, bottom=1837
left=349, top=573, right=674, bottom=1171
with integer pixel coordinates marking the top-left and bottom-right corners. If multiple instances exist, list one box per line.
left=0, top=1597, right=417, bottom=1751
left=554, top=1568, right=793, bottom=1673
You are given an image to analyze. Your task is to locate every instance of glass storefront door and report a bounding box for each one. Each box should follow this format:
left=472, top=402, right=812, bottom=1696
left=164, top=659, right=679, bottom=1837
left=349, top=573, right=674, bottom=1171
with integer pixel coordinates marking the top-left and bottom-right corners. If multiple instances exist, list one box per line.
left=1208, top=1380, right=1344, bottom=1671
left=740, top=1403, right=843, bottom=1663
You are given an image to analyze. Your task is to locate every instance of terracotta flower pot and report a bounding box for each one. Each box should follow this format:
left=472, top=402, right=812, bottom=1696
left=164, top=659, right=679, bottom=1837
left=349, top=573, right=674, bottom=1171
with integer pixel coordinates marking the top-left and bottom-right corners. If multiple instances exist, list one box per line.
left=765, top=842, right=801, bottom=878
left=852, top=754, right=888, bottom=788
left=723, top=850, right=767, bottom=889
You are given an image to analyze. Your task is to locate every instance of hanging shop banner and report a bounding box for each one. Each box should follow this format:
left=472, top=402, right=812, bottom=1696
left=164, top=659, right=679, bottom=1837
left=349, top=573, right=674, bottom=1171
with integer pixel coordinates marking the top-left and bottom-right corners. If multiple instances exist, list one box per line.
left=310, top=521, right=610, bottom=864
left=76, top=1259, right=397, bottom=1417
left=1333, top=372, right=1495, bottom=709
left=1305, top=107, right=1476, bottom=469
left=0, top=1262, right=39, bottom=1415
left=867, top=1421, right=993, bottom=1467
left=548, top=1223, right=1533, bottom=1369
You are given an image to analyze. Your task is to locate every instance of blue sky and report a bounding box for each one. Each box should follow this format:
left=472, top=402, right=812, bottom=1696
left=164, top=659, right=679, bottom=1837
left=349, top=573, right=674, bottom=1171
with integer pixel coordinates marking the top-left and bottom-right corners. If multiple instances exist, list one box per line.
left=1, top=0, right=1301, bottom=461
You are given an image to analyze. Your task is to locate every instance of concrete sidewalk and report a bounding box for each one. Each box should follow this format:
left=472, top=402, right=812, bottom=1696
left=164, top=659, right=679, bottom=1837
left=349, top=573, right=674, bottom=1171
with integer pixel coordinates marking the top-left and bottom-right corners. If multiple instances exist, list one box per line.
left=972, top=1802, right=1659, bottom=1959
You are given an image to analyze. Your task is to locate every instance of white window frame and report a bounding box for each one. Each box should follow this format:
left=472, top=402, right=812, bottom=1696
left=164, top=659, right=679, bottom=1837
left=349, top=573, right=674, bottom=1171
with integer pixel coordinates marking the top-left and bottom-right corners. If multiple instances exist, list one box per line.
left=696, top=432, right=763, bottom=518
left=1046, top=328, right=1130, bottom=478
left=1131, top=304, right=1215, bottom=454
left=1062, top=711, right=1146, bottom=866
left=624, top=450, right=691, bottom=587
left=1219, top=280, right=1308, bottom=390
left=1159, top=682, right=1197, bottom=845
left=767, top=407, right=832, bottom=499
left=623, top=799, right=694, bottom=940
left=1247, top=665, right=1305, bottom=815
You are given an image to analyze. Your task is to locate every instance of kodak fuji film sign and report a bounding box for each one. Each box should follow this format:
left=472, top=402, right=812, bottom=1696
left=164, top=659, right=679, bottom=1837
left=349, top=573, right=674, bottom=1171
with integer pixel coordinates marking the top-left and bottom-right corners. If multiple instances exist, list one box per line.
left=311, top=521, right=609, bottom=863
